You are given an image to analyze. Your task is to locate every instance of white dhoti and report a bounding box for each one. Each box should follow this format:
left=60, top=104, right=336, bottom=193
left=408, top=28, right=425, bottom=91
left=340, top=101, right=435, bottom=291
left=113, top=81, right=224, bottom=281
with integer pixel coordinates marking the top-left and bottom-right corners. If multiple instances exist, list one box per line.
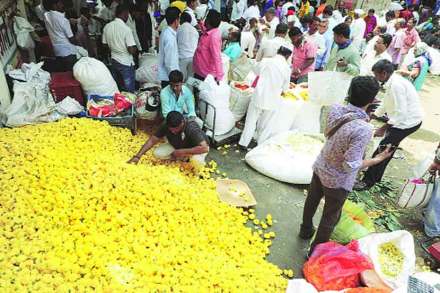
left=179, top=58, right=194, bottom=81
left=240, top=32, right=256, bottom=59
left=153, top=143, right=207, bottom=166
left=238, top=102, right=274, bottom=147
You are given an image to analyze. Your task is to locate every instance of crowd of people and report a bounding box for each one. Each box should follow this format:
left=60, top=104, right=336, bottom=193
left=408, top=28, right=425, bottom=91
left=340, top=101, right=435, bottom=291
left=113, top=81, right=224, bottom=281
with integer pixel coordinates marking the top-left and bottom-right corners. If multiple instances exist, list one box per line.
left=20, top=0, right=440, bottom=256
left=29, top=0, right=440, bottom=92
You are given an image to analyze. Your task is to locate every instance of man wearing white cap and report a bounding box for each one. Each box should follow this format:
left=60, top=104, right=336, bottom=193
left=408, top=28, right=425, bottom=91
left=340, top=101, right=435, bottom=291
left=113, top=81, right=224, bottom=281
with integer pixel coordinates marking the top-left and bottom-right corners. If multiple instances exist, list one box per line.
left=239, top=46, right=293, bottom=149
left=350, top=9, right=366, bottom=50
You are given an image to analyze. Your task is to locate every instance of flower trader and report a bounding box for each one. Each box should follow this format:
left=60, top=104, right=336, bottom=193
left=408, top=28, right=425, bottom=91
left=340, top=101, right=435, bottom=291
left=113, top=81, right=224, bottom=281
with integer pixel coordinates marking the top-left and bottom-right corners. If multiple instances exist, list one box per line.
left=158, top=7, right=181, bottom=89
left=355, top=60, right=424, bottom=191
left=300, top=76, right=393, bottom=255
left=160, top=70, right=196, bottom=119
left=128, top=111, right=209, bottom=165
left=193, top=10, right=224, bottom=83
left=239, top=46, right=293, bottom=149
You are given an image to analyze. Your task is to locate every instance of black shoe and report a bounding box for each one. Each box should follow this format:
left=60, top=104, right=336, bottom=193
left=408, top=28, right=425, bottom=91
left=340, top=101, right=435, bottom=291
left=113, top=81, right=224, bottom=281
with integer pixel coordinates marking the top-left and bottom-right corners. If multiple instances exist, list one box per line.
left=299, top=224, right=316, bottom=240
left=353, top=181, right=374, bottom=191
left=238, top=144, right=248, bottom=152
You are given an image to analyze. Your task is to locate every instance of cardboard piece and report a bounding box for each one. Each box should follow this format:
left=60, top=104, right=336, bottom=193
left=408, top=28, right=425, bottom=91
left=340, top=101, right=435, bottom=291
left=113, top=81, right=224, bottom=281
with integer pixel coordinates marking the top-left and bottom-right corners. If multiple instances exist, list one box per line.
left=216, top=179, right=257, bottom=207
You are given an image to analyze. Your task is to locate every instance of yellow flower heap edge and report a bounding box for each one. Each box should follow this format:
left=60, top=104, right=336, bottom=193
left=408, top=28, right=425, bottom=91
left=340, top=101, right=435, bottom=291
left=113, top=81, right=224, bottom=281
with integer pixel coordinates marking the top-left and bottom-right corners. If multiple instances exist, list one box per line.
left=0, top=118, right=287, bottom=292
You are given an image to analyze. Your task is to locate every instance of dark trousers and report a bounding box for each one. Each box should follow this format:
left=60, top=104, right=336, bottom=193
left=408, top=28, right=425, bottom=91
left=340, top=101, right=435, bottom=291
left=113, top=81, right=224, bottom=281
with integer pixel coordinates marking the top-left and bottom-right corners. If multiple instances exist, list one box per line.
left=111, top=59, right=136, bottom=92
left=57, top=54, right=77, bottom=72
left=363, top=122, right=422, bottom=185
left=302, top=173, right=349, bottom=251
left=193, top=73, right=205, bottom=81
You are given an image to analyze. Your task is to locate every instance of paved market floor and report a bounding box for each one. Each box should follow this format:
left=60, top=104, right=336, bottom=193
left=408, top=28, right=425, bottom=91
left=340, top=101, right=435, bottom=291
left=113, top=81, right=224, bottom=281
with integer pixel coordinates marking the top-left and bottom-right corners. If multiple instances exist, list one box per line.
left=208, top=146, right=313, bottom=276
left=205, top=76, right=440, bottom=275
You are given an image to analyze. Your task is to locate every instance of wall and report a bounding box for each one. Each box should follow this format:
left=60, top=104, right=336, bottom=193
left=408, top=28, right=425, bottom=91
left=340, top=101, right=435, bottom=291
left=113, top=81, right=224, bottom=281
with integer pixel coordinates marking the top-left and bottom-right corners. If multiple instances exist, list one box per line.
left=0, top=0, right=25, bottom=110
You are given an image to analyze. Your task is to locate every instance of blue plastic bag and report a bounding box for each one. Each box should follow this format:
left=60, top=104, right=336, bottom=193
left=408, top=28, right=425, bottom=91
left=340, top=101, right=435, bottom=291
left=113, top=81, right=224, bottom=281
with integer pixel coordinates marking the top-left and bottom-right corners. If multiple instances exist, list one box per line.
left=424, top=178, right=440, bottom=237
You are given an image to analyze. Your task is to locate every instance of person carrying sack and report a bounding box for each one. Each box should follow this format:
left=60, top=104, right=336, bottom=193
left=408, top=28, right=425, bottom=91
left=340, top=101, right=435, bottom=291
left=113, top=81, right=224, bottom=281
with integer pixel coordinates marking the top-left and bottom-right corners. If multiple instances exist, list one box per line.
left=299, top=76, right=393, bottom=256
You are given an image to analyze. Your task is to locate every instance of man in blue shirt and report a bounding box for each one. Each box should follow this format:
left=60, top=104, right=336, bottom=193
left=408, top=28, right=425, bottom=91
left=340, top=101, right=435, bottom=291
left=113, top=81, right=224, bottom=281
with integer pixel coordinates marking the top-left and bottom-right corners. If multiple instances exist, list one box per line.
left=158, top=7, right=181, bottom=88
left=160, top=70, right=196, bottom=118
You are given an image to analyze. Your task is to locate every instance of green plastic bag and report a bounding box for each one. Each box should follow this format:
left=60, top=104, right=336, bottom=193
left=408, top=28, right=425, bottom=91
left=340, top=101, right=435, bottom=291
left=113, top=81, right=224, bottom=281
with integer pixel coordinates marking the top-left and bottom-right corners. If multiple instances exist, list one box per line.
left=331, top=200, right=375, bottom=244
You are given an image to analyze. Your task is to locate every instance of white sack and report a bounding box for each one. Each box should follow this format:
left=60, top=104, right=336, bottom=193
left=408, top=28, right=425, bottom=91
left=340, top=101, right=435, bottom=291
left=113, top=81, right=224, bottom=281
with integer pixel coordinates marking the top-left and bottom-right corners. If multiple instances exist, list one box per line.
left=229, top=82, right=253, bottom=121
left=198, top=75, right=235, bottom=136
left=358, top=231, right=416, bottom=289
left=257, top=98, right=304, bottom=144
left=13, top=16, right=35, bottom=49
left=245, top=131, right=324, bottom=184
left=136, top=53, right=160, bottom=85
left=73, top=57, right=119, bottom=96
left=402, top=47, right=416, bottom=67
left=308, top=71, right=352, bottom=106
left=221, top=54, right=230, bottom=83
left=403, top=47, right=440, bottom=75
left=291, top=102, right=322, bottom=134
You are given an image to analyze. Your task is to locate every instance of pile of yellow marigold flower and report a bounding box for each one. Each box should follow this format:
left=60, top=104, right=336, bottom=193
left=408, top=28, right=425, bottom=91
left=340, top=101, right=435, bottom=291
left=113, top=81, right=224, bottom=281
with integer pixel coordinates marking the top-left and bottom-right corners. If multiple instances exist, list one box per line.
left=0, top=118, right=287, bottom=291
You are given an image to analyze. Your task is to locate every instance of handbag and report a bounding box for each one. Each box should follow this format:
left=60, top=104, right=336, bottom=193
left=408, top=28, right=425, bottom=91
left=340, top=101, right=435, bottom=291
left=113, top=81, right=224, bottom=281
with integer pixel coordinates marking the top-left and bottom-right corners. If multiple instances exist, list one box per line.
left=397, top=172, right=436, bottom=208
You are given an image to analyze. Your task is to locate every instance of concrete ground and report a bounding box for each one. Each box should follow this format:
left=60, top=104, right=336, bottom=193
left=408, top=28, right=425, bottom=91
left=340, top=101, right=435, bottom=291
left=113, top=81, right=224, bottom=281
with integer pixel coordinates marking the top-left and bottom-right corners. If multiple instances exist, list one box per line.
left=208, top=146, right=311, bottom=276
left=205, top=75, right=440, bottom=276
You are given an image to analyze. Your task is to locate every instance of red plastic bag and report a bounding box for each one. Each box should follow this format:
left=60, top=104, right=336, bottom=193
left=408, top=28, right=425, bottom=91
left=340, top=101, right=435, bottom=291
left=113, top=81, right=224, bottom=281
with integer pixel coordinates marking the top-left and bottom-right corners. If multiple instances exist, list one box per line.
left=345, top=288, right=391, bottom=293
left=303, top=241, right=373, bottom=291
left=114, top=93, right=132, bottom=112
left=88, top=104, right=116, bottom=117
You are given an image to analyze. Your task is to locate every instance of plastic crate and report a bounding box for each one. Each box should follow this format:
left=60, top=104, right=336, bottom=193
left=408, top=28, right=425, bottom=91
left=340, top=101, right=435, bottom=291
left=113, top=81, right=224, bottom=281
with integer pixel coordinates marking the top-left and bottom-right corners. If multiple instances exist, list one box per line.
left=50, top=72, right=84, bottom=105
left=86, top=95, right=137, bottom=135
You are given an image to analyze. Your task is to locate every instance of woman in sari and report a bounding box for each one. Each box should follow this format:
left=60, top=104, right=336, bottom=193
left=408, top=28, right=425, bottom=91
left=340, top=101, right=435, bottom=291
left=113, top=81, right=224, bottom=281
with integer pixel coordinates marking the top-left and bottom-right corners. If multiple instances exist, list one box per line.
left=398, top=42, right=432, bottom=91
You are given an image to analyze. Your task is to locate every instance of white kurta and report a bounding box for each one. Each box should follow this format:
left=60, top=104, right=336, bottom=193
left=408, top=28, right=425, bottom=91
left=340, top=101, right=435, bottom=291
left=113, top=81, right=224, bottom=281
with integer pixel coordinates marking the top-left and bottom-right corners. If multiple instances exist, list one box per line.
left=305, top=31, right=326, bottom=56
left=350, top=18, right=366, bottom=50
left=255, top=36, right=290, bottom=62
left=239, top=55, right=291, bottom=147
left=360, top=50, right=392, bottom=75
left=241, top=31, right=256, bottom=58
left=242, top=5, right=260, bottom=21
left=374, top=74, right=423, bottom=130
left=266, top=17, right=280, bottom=40
left=231, top=0, right=247, bottom=21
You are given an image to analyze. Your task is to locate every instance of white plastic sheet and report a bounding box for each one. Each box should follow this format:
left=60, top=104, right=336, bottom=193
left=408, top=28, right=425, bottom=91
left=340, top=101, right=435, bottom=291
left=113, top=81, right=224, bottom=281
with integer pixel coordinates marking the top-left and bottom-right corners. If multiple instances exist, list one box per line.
left=55, top=96, right=84, bottom=115
left=308, top=71, right=352, bottom=106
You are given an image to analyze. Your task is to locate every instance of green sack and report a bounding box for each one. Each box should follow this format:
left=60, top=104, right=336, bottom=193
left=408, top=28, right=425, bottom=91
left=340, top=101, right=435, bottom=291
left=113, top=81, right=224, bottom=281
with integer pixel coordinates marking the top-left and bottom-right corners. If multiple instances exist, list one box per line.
left=331, top=200, right=375, bottom=244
